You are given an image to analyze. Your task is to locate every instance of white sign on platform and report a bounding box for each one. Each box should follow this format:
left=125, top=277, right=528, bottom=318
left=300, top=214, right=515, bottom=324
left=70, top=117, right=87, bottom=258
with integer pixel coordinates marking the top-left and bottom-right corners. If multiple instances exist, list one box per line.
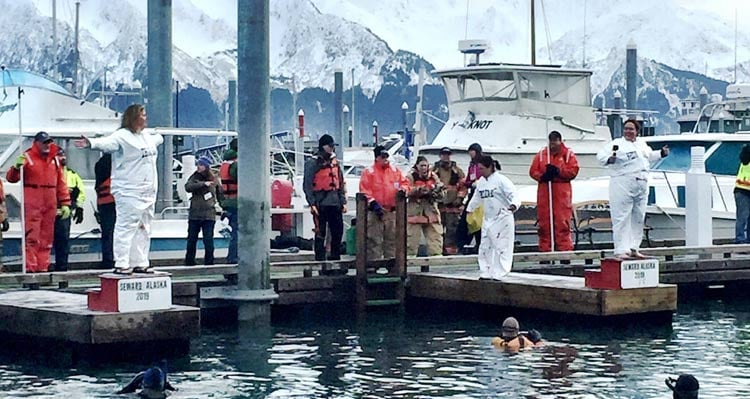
left=117, top=276, right=172, bottom=312
left=620, top=259, right=659, bottom=289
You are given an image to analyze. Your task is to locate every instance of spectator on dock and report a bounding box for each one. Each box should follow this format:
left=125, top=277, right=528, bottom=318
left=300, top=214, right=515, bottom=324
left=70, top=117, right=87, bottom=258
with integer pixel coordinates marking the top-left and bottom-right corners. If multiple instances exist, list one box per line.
left=185, top=156, right=223, bottom=266
left=406, top=156, right=445, bottom=257
left=359, top=145, right=410, bottom=260
left=465, top=155, right=520, bottom=280
left=457, top=143, right=485, bottom=254
left=75, top=104, right=163, bottom=274
left=52, top=148, right=86, bottom=272
left=95, top=153, right=116, bottom=269
left=529, top=131, right=579, bottom=255
left=596, top=119, right=668, bottom=259
left=0, top=179, right=8, bottom=270
left=491, top=317, right=544, bottom=351
left=220, top=138, right=239, bottom=264
left=303, top=134, right=346, bottom=261
left=666, top=374, right=699, bottom=398
left=432, top=147, right=466, bottom=255
left=6, top=132, right=71, bottom=273
left=733, top=145, right=750, bottom=243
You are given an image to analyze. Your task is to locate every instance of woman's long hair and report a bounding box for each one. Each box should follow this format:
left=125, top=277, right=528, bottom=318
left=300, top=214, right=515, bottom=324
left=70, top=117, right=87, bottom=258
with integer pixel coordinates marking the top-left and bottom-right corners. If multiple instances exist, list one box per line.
left=477, top=155, right=501, bottom=172
left=121, top=104, right=145, bottom=132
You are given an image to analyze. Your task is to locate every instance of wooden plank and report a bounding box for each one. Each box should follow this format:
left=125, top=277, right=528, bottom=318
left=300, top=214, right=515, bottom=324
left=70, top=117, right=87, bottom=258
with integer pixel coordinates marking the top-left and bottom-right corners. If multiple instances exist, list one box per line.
left=355, top=193, right=368, bottom=311
left=409, top=273, right=604, bottom=315
left=274, top=276, right=353, bottom=292
left=275, top=290, right=353, bottom=305
left=600, top=286, right=677, bottom=315
left=660, top=270, right=750, bottom=284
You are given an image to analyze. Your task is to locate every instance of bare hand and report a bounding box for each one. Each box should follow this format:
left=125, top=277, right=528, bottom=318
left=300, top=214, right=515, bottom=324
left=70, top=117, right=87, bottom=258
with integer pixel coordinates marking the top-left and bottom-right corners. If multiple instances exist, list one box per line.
left=73, top=135, right=90, bottom=149
left=342, top=205, right=347, bottom=213
left=310, top=205, right=319, bottom=216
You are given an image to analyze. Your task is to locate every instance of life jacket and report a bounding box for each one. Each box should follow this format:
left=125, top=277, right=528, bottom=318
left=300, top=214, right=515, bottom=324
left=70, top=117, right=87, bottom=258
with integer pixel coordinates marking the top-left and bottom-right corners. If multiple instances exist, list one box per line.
left=411, top=171, right=437, bottom=192
left=491, top=335, right=530, bottom=351
left=312, top=156, right=341, bottom=191
left=736, top=162, right=750, bottom=191
left=220, top=160, right=238, bottom=199
left=407, top=171, right=441, bottom=224
left=96, top=177, right=115, bottom=205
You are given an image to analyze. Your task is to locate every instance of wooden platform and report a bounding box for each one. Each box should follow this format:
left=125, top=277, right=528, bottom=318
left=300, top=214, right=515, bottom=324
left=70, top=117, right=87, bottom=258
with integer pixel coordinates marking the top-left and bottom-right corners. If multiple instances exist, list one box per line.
left=408, top=271, right=677, bottom=316
left=0, top=290, right=200, bottom=344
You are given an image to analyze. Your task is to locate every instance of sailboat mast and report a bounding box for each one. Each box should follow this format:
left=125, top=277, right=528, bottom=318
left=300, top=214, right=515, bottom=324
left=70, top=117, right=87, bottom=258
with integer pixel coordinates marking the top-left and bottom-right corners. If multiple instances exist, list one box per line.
left=74, top=0, right=80, bottom=94
left=530, top=0, right=536, bottom=65
left=52, top=0, right=57, bottom=80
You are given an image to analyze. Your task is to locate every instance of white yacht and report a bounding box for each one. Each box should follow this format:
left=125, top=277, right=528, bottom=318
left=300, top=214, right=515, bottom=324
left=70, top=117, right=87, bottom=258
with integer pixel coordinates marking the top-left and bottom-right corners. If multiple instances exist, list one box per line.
left=418, top=41, right=612, bottom=183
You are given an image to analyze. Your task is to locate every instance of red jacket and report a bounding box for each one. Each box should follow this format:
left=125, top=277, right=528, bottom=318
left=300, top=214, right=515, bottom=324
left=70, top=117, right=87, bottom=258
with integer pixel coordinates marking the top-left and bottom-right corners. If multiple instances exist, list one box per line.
left=6, top=142, right=71, bottom=207
left=359, top=162, right=410, bottom=209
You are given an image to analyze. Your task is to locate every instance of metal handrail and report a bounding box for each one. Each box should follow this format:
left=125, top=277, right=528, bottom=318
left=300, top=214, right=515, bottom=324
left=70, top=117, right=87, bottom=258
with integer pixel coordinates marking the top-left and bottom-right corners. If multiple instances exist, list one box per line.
left=159, top=206, right=189, bottom=218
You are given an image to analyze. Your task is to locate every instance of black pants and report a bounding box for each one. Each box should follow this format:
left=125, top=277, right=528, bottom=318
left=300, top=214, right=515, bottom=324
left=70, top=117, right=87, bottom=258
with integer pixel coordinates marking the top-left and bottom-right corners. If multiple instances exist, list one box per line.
left=53, top=216, right=71, bottom=271
left=186, top=219, right=216, bottom=265
left=98, top=203, right=116, bottom=269
left=314, top=205, right=343, bottom=261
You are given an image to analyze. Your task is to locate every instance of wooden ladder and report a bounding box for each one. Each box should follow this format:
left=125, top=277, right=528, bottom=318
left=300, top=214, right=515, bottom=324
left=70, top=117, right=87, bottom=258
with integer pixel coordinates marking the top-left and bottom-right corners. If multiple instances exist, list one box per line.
left=354, top=192, right=407, bottom=311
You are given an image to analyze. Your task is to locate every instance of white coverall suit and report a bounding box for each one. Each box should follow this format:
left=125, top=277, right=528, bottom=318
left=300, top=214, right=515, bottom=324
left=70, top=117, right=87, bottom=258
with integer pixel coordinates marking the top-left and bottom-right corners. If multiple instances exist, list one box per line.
left=596, top=138, right=661, bottom=257
left=89, top=128, right=163, bottom=269
left=466, top=171, right=520, bottom=280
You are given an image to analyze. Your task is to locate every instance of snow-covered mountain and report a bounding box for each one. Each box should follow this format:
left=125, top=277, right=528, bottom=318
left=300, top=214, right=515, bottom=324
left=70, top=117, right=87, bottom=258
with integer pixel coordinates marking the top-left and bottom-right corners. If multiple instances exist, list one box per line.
left=2, top=0, right=749, bottom=135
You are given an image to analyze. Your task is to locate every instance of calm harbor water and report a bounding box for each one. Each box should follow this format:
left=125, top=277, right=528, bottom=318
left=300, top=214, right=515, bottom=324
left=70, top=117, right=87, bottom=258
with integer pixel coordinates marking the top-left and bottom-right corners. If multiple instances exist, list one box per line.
left=0, top=297, right=748, bottom=398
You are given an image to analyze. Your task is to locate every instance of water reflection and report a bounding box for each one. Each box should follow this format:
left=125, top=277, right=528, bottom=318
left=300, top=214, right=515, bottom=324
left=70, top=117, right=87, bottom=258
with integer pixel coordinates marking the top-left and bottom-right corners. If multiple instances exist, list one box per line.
left=0, top=298, right=747, bottom=397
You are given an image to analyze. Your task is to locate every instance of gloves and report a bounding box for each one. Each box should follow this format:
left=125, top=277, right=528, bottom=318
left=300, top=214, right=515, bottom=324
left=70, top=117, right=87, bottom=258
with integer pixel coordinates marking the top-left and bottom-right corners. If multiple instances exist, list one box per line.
left=1, top=219, right=8, bottom=232
left=368, top=201, right=385, bottom=220
left=545, top=164, right=560, bottom=177
left=73, top=207, right=84, bottom=224
left=13, top=154, right=26, bottom=169
left=220, top=211, right=228, bottom=221
left=59, top=205, right=71, bottom=219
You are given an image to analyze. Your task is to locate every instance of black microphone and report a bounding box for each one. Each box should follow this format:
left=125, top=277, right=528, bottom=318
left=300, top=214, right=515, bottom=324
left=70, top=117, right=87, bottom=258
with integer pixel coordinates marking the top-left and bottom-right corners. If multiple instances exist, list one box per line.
left=612, top=145, right=619, bottom=157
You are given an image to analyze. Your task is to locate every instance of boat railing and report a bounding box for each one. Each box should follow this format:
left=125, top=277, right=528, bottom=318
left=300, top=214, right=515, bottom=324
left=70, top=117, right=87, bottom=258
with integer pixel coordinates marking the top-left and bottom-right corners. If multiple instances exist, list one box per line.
left=657, top=169, right=730, bottom=212
left=159, top=206, right=189, bottom=219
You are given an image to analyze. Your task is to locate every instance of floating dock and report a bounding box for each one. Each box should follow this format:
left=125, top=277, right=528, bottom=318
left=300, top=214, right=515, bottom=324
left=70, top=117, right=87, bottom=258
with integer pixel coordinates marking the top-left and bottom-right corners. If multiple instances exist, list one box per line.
left=0, top=290, right=199, bottom=353
left=408, top=271, right=677, bottom=317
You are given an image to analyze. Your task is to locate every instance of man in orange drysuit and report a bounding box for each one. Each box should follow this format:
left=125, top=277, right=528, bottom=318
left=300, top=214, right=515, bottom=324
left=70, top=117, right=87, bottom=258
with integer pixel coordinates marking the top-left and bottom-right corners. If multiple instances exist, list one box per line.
left=6, top=132, right=71, bottom=272
left=529, top=131, right=579, bottom=253
left=359, top=145, right=410, bottom=260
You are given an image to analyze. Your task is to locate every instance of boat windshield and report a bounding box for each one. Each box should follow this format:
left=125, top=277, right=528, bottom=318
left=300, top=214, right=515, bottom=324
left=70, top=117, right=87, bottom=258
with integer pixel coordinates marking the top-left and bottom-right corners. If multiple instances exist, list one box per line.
left=648, top=140, right=750, bottom=175
left=441, top=70, right=591, bottom=106
left=1, top=69, right=72, bottom=97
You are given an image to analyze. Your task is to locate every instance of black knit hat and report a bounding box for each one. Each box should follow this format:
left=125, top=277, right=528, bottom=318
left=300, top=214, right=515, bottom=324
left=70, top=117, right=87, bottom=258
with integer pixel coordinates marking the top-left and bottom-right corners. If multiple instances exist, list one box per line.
left=319, top=134, right=335, bottom=149
left=374, top=145, right=389, bottom=159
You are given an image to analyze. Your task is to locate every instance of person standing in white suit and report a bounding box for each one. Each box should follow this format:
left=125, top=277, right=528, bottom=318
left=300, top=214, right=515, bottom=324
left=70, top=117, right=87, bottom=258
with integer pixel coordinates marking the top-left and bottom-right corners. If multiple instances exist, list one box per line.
left=75, top=104, right=163, bottom=274
left=466, top=155, right=521, bottom=280
left=596, top=119, right=669, bottom=259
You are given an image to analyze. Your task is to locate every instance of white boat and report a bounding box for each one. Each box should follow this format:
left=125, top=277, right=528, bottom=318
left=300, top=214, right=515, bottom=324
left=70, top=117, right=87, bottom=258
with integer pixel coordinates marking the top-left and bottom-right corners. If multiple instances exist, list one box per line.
left=418, top=41, right=613, bottom=183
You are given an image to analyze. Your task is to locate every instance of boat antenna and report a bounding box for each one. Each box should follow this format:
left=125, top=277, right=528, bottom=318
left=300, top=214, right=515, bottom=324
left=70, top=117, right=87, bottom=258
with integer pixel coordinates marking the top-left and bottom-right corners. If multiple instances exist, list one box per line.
left=540, top=0, right=553, bottom=64
left=734, top=7, right=738, bottom=84
left=464, top=0, right=470, bottom=66
left=530, top=0, right=535, bottom=65
left=582, top=0, right=587, bottom=67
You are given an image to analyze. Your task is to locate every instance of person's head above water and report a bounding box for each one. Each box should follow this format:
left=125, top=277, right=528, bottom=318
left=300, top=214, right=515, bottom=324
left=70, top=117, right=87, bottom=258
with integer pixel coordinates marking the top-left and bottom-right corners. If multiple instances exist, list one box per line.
left=666, top=374, right=699, bottom=399
left=501, top=317, right=520, bottom=339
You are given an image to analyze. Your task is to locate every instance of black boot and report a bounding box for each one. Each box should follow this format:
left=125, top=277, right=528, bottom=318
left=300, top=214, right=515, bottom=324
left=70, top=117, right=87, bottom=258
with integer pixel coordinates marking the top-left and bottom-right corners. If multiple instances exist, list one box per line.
left=314, top=237, right=326, bottom=261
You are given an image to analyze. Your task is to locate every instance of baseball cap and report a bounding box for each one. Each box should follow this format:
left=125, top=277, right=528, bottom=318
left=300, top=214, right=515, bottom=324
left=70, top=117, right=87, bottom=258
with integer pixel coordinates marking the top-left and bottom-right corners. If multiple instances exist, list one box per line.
left=440, top=147, right=452, bottom=154
left=373, top=145, right=389, bottom=159
left=34, top=131, right=53, bottom=143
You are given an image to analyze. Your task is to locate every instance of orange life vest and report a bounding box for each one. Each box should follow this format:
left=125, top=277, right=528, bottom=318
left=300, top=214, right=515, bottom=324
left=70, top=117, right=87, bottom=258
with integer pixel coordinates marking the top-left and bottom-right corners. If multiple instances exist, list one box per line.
left=220, top=160, right=238, bottom=199
left=312, top=157, right=341, bottom=191
left=95, top=177, right=114, bottom=206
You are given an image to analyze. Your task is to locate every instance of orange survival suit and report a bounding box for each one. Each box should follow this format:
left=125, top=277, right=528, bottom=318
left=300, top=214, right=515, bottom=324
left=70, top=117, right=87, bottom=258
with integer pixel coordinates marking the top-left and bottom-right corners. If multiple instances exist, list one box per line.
left=6, top=142, right=70, bottom=272
left=529, top=143, right=579, bottom=251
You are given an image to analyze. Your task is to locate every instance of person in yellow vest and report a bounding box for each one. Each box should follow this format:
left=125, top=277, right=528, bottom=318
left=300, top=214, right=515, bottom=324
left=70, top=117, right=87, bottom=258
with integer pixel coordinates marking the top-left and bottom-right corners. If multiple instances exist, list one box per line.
left=53, top=148, right=86, bottom=271
left=491, top=317, right=544, bottom=352
left=407, top=156, right=445, bottom=256
left=303, top=134, right=347, bottom=261
left=432, top=147, right=466, bottom=255
left=735, top=145, right=750, bottom=243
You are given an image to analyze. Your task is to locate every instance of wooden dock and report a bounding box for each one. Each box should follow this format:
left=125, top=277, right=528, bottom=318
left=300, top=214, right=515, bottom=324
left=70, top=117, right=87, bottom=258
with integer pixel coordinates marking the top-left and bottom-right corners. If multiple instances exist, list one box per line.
left=0, top=290, right=199, bottom=345
left=408, top=271, right=677, bottom=317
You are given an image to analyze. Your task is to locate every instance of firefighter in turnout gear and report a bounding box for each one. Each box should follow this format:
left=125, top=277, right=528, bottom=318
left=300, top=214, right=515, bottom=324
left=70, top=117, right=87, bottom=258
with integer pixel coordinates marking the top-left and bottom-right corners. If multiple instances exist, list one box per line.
left=53, top=148, right=86, bottom=271
left=219, top=138, right=239, bottom=264
left=407, top=156, right=445, bottom=256
left=303, top=134, right=347, bottom=261
left=432, top=147, right=466, bottom=254
left=6, top=131, right=71, bottom=272
left=359, top=145, right=410, bottom=260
